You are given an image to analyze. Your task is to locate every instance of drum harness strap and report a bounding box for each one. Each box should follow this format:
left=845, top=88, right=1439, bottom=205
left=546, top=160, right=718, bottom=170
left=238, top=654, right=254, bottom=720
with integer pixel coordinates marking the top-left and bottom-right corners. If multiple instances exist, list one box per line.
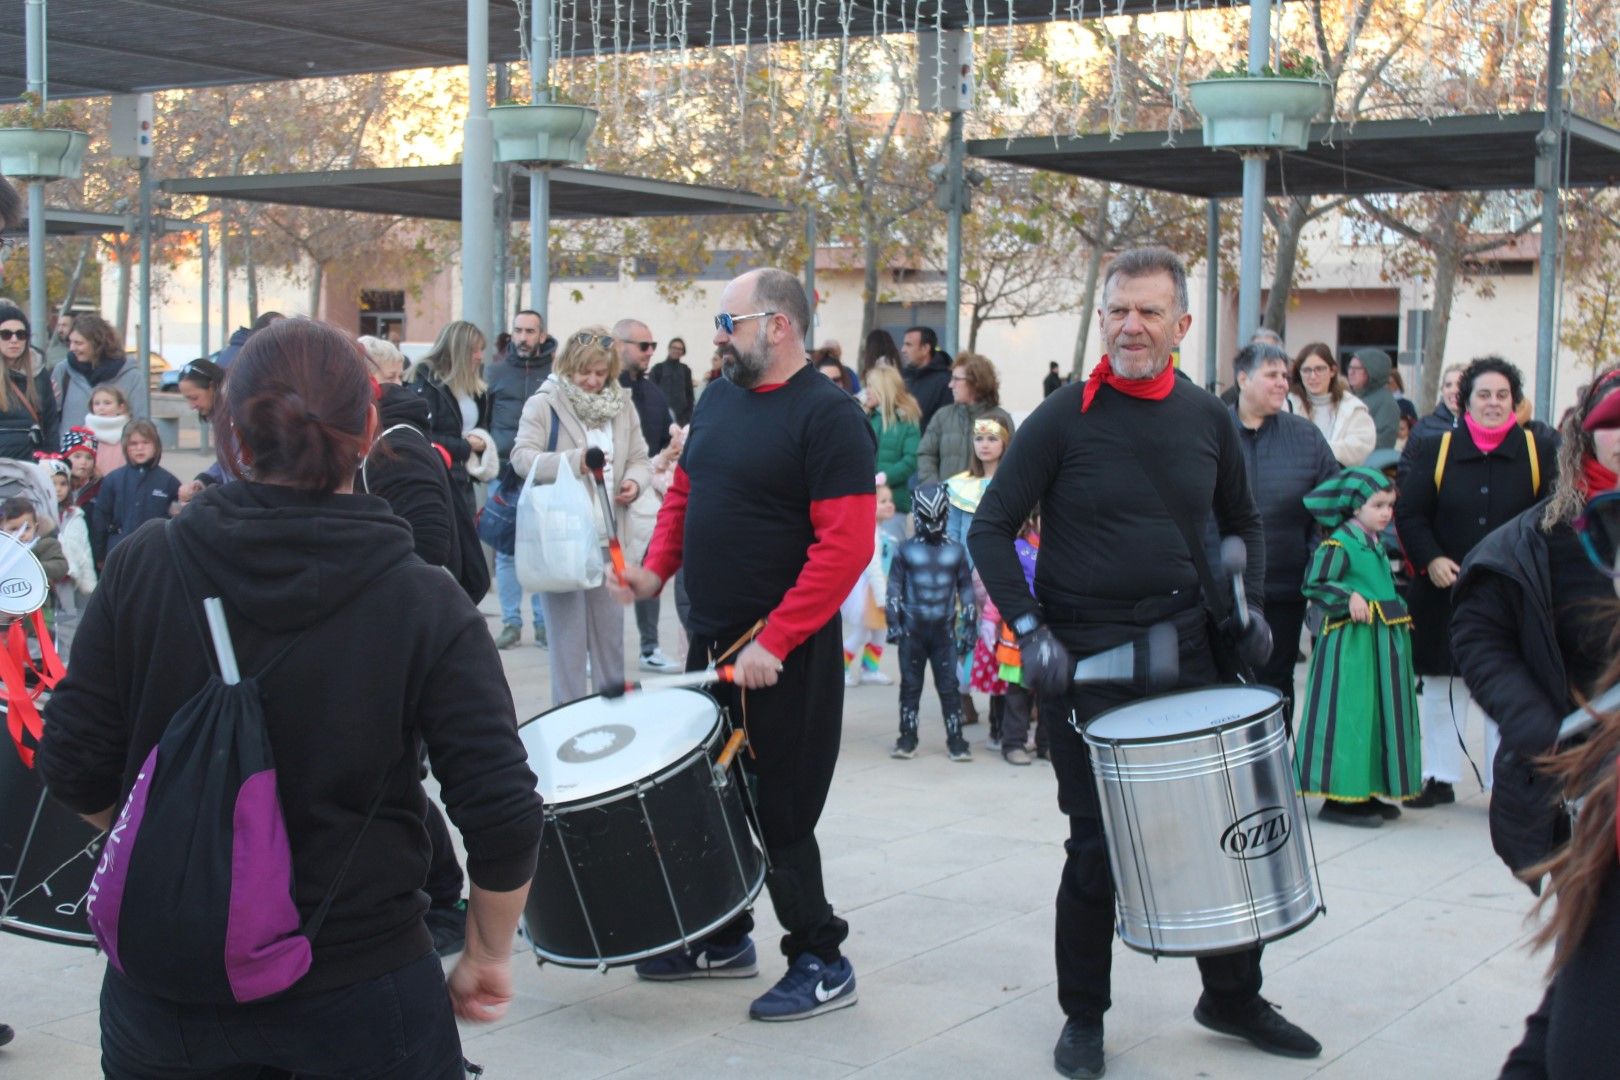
left=2, top=610, right=66, bottom=768
left=708, top=620, right=766, bottom=760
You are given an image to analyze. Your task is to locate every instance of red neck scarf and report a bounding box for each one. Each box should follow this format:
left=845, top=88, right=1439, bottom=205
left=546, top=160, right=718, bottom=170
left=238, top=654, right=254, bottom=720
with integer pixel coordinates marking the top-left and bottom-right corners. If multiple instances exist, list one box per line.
left=1581, top=456, right=1618, bottom=497
left=1464, top=412, right=1518, bottom=455
left=1081, top=355, right=1177, bottom=412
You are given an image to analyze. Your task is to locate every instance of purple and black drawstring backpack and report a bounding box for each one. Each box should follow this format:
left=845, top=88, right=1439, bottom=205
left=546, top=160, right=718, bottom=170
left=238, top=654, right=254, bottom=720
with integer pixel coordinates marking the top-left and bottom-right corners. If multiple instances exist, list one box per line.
left=86, top=533, right=382, bottom=1003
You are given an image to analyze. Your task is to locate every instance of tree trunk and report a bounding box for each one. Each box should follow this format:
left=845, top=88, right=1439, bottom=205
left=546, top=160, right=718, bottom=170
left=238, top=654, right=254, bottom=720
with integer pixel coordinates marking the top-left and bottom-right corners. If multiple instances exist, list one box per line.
left=1422, top=244, right=1460, bottom=415
left=860, top=226, right=881, bottom=345
left=308, top=259, right=324, bottom=321
left=1263, top=197, right=1313, bottom=336
left=115, top=246, right=135, bottom=343
left=1070, top=244, right=1105, bottom=377
left=245, top=228, right=259, bottom=324
left=57, top=241, right=91, bottom=323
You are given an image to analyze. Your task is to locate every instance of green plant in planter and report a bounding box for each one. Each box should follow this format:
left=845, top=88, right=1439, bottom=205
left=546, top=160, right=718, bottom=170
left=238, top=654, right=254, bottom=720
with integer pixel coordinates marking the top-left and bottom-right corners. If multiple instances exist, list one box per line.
left=0, top=92, right=79, bottom=131
left=1203, top=53, right=1325, bottom=81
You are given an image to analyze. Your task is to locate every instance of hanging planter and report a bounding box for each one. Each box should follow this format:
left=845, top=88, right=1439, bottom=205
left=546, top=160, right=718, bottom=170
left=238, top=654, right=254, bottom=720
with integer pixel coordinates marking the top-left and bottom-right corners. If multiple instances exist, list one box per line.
left=1188, top=77, right=1330, bottom=152
left=0, top=94, right=88, bottom=181
left=490, top=103, right=599, bottom=167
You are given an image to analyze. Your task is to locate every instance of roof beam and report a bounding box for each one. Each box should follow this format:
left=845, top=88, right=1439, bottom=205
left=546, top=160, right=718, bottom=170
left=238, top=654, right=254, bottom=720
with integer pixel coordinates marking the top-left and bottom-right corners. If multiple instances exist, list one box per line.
left=113, top=0, right=471, bottom=64
left=0, top=27, right=300, bottom=81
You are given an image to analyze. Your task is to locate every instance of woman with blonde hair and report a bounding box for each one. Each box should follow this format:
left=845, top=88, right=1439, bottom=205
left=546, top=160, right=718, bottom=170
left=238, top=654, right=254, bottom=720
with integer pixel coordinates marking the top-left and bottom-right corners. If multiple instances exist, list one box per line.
left=410, top=320, right=491, bottom=514
left=511, top=327, right=652, bottom=705
left=864, top=364, right=921, bottom=540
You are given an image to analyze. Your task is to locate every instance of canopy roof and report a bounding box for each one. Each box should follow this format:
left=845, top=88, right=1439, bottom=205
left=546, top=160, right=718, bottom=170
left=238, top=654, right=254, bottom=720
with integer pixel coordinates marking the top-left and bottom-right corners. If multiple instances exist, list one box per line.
left=0, top=207, right=186, bottom=237
left=1, top=0, right=1253, bottom=101
left=966, top=112, right=1620, bottom=197
left=160, top=164, right=791, bottom=219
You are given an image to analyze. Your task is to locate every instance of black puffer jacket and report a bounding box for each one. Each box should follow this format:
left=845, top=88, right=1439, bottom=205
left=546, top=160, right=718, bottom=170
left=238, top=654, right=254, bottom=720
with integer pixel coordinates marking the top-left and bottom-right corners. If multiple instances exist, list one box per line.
left=1396, top=420, right=1559, bottom=674
left=905, top=351, right=955, bottom=435
left=649, top=356, right=695, bottom=426
left=1228, top=406, right=1341, bottom=601
left=485, top=337, right=556, bottom=480
left=0, top=366, right=58, bottom=461
left=407, top=365, right=489, bottom=486
left=1451, top=504, right=1570, bottom=881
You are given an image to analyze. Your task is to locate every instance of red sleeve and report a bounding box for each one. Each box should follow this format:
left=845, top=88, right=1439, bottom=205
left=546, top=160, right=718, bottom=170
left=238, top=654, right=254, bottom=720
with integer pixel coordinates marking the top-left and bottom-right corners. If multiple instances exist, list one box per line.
left=641, top=465, right=690, bottom=583
left=757, top=493, right=875, bottom=659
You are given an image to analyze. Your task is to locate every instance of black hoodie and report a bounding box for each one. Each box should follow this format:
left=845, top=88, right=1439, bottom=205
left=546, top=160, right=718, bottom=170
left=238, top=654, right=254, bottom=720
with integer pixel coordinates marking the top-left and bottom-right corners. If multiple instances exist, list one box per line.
left=39, top=482, right=542, bottom=996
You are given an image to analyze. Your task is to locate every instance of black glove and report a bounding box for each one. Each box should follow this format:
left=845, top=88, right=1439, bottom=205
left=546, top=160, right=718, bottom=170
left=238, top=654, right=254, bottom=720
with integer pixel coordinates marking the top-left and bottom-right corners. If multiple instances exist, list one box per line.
left=1018, top=624, right=1073, bottom=698
left=886, top=619, right=906, bottom=645
left=1237, top=605, right=1273, bottom=668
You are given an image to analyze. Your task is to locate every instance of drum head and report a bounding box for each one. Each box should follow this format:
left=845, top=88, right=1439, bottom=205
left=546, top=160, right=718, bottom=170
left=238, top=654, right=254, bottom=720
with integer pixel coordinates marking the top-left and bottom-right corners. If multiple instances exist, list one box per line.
left=520, top=688, right=720, bottom=804
left=0, top=531, right=47, bottom=616
left=1086, top=685, right=1282, bottom=742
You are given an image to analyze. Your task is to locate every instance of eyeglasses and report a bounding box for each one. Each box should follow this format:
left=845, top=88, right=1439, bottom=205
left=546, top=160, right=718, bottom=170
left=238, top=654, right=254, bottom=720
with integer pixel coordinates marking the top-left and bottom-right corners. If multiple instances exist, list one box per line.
left=1298, top=364, right=1332, bottom=377
left=620, top=339, right=658, bottom=352
left=0, top=329, right=26, bottom=342
left=1575, top=490, right=1620, bottom=579
left=713, top=311, right=775, bottom=334
left=949, top=374, right=968, bottom=384
left=571, top=332, right=617, bottom=350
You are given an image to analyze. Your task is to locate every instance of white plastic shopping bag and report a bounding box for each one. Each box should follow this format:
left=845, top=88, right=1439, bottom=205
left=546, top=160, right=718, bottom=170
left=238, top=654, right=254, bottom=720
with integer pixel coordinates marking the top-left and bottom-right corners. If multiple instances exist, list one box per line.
left=515, top=455, right=604, bottom=592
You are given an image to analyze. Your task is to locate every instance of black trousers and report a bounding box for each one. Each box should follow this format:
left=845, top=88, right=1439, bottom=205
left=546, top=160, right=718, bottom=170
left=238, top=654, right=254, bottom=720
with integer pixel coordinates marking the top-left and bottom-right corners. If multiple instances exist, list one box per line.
left=1042, top=609, right=1263, bottom=1025
left=1002, top=686, right=1034, bottom=749
left=1254, top=599, right=1307, bottom=734
left=100, top=952, right=464, bottom=1079
left=689, top=618, right=849, bottom=963
left=897, top=620, right=963, bottom=738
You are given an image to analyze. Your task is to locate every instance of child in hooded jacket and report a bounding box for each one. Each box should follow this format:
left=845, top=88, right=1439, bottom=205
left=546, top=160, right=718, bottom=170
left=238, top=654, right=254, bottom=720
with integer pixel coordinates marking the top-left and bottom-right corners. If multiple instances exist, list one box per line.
left=88, top=419, right=180, bottom=567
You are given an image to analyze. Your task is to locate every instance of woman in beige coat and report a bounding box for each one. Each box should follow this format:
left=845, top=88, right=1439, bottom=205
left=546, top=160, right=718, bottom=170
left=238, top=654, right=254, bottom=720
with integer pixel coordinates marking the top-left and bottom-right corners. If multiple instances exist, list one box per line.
left=511, top=328, right=652, bottom=704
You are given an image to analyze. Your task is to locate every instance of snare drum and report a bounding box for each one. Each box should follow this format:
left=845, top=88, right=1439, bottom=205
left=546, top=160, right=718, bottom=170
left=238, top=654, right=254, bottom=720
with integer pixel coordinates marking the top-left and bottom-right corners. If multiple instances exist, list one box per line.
left=1084, top=685, right=1323, bottom=958
left=0, top=697, right=103, bottom=946
left=518, top=688, right=765, bottom=968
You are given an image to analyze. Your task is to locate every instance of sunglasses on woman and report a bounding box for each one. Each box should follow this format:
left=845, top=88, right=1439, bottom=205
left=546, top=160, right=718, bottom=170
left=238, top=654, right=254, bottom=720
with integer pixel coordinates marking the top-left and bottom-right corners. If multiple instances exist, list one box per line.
left=0, top=329, right=27, bottom=342
left=571, top=332, right=616, bottom=350
left=1575, top=490, right=1620, bottom=578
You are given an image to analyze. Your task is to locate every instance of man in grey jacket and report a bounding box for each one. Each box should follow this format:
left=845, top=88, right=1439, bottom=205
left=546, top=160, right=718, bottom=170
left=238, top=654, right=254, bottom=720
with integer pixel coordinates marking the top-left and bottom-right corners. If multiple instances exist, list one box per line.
left=1230, top=342, right=1340, bottom=729
left=1347, top=347, right=1400, bottom=450
left=486, top=309, right=556, bottom=649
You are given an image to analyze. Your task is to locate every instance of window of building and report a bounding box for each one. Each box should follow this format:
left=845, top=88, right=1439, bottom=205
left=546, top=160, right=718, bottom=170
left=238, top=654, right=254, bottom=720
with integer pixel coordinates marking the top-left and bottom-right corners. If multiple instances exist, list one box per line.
left=875, top=302, right=946, bottom=350
left=358, top=290, right=405, bottom=340
left=553, top=253, right=620, bottom=281
left=1337, top=315, right=1400, bottom=363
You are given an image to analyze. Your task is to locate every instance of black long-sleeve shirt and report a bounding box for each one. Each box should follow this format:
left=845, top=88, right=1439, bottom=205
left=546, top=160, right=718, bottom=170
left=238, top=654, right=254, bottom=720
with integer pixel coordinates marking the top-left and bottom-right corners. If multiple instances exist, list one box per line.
left=968, top=377, right=1264, bottom=632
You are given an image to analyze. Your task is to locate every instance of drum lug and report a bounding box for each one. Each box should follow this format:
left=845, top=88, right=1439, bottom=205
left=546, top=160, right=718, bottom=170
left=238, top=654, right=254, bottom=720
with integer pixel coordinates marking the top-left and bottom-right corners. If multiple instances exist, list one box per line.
left=711, top=764, right=731, bottom=788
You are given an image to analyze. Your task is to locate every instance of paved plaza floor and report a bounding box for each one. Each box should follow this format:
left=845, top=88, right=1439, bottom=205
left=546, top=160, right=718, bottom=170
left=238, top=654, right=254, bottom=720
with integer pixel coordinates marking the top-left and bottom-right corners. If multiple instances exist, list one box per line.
left=2, top=450, right=1545, bottom=1077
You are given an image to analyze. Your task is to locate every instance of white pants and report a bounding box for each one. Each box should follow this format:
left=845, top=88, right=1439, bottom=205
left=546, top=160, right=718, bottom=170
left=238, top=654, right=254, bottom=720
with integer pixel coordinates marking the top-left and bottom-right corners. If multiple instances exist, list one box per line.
left=539, top=584, right=626, bottom=707
left=1419, top=675, right=1499, bottom=789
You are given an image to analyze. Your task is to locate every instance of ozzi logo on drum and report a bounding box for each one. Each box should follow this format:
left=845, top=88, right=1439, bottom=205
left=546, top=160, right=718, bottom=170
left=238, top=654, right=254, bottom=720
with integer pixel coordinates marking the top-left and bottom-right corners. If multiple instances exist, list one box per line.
left=1219, top=806, right=1292, bottom=860
left=0, top=577, right=30, bottom=597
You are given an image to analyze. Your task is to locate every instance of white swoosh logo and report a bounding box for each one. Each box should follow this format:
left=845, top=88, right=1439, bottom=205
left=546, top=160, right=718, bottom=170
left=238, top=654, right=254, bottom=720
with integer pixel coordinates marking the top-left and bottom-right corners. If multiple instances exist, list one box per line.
left=815, top=973, right=852, bottom=1003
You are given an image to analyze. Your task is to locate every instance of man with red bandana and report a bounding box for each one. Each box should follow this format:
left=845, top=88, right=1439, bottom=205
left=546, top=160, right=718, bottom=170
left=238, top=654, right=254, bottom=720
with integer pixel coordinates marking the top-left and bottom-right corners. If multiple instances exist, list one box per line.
left=969, top=248, right=1319, bottom=1077
left=615, top=267, right=874, bottom=1023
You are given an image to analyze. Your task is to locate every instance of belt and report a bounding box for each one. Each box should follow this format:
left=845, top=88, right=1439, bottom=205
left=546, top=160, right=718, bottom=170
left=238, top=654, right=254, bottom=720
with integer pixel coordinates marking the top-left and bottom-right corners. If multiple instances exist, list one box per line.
left=1043, top=588, right=1200, bottom=627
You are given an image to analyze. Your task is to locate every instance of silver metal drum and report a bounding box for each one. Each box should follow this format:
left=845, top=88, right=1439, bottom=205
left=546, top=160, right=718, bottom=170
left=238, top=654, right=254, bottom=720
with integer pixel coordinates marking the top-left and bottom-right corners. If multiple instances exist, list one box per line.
left=1084, top=685, right=1323, bottom=957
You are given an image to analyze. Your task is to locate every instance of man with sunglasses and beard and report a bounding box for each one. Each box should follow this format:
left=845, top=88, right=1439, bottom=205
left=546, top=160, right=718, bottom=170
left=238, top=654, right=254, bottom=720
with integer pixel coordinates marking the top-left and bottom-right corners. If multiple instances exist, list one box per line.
left=613, top=268, right=875, bottom=1023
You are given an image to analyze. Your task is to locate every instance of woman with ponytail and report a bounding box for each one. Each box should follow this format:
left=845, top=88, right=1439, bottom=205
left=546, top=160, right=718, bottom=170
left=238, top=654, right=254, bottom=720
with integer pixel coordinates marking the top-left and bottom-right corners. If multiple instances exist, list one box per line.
left=1451, top=369, right=1620, bottom=882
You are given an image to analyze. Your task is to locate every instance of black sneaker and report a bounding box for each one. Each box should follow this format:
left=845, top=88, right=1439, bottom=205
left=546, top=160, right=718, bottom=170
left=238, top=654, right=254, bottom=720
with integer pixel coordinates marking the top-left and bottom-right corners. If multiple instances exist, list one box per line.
left=1193, top=994, right=1321, bottom=1059
left=891, top=735, right=918, bottom=759
left=1053, top=1018, right=1104, bottom=1078
left=0, top=1023, right=12, bottom=1048
left=1318, top=800, right=1382, bottom=828
left=425, top=899, right=468, bottom=957
left=1405, top=778, right=1455, bottom=808
left=947, top=736, right=973, bottom=762
left=1367, top=796, right=1403, bottom=820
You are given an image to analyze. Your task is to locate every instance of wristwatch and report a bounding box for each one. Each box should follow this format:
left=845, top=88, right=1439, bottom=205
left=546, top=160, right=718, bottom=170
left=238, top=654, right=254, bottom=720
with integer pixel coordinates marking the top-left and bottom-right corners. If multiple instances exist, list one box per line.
left=1010, top=612, right=1042, bottom=638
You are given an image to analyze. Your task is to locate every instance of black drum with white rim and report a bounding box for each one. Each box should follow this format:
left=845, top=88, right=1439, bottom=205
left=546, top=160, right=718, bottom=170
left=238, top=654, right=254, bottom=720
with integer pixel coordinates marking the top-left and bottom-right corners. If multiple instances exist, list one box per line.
left=518, top=688, right=765, bottom=968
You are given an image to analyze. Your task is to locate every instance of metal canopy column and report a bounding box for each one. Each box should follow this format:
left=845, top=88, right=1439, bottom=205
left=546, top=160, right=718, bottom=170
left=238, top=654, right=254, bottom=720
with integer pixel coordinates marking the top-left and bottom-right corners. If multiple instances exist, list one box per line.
left=460, top=0, right=494, bottom=339
left=25, top=0, right=47, bottom=354
left=1236, top=0, right=1270, bottom=341
left=1205, top=198, right=1220, bottom=389
left=530, top=0, right=551, bottom=319
left=1533, top=0, right=1565, bottom=422
left=944, top=108, right=965, bottom=356
left=804, top=205, right=817, bottom=349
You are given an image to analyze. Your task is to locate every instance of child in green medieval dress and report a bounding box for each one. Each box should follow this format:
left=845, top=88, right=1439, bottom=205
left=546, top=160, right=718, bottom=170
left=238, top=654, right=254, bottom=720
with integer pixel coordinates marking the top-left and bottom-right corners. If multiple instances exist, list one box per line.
left=1296, top=467, right=1422, bottom=828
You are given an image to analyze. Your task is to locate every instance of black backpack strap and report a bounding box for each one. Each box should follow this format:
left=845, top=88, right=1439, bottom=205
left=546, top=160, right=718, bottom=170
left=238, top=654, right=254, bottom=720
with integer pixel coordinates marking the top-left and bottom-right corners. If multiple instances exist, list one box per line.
left=547, top=406, right=560, bottom=452
left=299, top=781, right=388, bottom=944
left=164, top=524, right=220, bottom=677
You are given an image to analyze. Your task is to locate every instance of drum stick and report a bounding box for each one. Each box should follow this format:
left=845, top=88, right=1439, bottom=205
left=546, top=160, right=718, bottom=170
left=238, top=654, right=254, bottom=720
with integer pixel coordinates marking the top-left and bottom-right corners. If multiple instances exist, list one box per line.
left=583, top=447, right=627, bottom=585
left=601, top=665, right=737, bottom=699
left=716, top=729, right=747, bottom=770
left=1221, top=536, right=1250, bottom=631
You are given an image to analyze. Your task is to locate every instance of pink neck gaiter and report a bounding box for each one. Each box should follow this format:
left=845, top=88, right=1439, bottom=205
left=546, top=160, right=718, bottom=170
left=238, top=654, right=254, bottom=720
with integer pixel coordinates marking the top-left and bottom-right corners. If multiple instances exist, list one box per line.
left=1465, top=413, right=1518, bottom=455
